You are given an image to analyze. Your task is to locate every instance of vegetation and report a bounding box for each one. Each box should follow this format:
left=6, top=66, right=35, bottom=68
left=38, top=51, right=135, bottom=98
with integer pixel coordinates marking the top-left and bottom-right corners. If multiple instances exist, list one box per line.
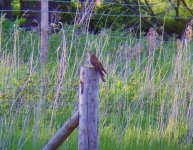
left=0, top=11, right=192, bottom=149
left=0, top=1, right=192, bottom=149
left=0, top=0, right=192, bottom=37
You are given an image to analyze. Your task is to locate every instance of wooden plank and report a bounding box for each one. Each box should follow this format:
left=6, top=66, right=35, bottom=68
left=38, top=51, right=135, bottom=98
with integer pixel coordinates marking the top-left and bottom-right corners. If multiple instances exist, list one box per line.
left=43, top=110, right=79, bottom=150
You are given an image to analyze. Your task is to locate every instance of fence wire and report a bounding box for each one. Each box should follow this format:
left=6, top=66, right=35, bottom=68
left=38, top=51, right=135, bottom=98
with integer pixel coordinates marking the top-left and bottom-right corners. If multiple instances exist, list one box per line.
left=0, top=9, right=192, bottom=19
left=19, top=0, right=193, bottom=9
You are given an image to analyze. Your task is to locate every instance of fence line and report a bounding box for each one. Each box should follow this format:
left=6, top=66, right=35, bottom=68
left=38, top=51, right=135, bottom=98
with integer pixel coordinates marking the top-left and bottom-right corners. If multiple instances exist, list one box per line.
left=0, top=28, right=182, bottom=44
left=48, top=0, right=158, bottom=6
left=0, top=32, right=179, bottom=45
left=9, top=0, right=160, bottom=7
left=0, top=9, right=192, bottom=19
left=28, top=0, right=193, bottom=9
left=0, top=100, right=75, bottom=107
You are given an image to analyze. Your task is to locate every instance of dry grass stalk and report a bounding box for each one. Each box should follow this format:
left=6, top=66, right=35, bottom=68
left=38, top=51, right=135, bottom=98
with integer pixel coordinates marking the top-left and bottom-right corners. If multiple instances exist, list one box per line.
left=176, top=39, right=182, bottom=66
left=181, top=19, right=192, bottom=61
left=186, top=103, right=193, bottom=144
left=49, top=32, right=67, bottom=129
left=76, top=1, right=95, bottom=26
left=146, top=27, right=158, bottom=58
left=145, top=28, right=158, bottom=86
left=127, top=47, right=133, bottom=60
left=184, top=19, right=193, bottom=42
left=177, top=39, right=182, bottom=50
left=50, top=6, right=63, bottom=34
left=134, top=42, right=141, bottom=65
left=127, top=42, right=141, bottom=67
left=13, top=28, right=19, bottom=68
left=0, top=14, right=6, bottom=56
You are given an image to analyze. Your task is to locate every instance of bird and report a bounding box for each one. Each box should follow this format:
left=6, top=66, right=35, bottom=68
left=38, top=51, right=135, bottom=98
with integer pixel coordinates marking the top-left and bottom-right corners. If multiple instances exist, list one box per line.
left=86, top=51, right=107, bottom=82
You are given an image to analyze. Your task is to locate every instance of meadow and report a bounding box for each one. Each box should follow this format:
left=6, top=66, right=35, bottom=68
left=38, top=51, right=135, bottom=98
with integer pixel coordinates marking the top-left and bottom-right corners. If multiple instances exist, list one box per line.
left=0, top=23, right=192, bottom=150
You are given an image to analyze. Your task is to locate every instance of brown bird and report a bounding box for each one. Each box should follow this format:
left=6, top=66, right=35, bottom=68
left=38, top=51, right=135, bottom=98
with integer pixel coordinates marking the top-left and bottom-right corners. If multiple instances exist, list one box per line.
left=87, top=51, right=107, bottom=82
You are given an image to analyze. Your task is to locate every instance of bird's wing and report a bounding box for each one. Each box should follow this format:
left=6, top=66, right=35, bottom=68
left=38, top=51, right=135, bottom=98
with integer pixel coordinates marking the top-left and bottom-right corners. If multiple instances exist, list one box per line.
left=100, top=64, right=107, bottom=74
left=90, top=55, right=101, bottom=67
left=90, top=54, right=107, bottom=75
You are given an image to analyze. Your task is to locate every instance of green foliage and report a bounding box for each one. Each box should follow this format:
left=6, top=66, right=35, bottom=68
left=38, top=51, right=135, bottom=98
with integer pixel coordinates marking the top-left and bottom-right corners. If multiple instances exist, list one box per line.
left=15, top=17, right=26, bottom=26
left=11, top=0, right=20, bottom=15
left=1, top=18, right=14, bottom=29
left=8, top=0, right=192, bottom=35
left=0, top=17, right=26, bottom=30
left=0, top=26, right=193, bottom=149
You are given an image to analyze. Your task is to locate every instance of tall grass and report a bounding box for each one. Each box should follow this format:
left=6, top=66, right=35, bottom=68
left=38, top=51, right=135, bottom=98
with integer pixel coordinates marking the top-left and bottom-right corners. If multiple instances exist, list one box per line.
left=0, top=20, right=192, bottom=149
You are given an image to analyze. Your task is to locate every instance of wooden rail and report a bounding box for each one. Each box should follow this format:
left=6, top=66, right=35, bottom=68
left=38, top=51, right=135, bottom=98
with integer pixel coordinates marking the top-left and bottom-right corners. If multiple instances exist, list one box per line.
left=43, top=110, right=79, bottom=150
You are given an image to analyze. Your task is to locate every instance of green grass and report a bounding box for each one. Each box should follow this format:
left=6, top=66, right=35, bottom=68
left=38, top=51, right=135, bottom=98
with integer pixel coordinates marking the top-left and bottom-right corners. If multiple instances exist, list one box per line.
left=0, top=25, right=193, bottom=150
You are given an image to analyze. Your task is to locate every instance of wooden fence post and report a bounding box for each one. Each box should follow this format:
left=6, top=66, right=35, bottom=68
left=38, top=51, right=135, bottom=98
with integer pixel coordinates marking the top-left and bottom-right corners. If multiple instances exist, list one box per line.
left=78, top=66, right=99, bottom=150
left=40, top=0, right=48, bottom=65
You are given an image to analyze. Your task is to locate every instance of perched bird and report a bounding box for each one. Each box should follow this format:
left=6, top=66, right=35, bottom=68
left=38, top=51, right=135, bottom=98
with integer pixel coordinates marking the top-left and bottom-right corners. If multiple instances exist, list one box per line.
left=87, top=51, right=107, bottom=82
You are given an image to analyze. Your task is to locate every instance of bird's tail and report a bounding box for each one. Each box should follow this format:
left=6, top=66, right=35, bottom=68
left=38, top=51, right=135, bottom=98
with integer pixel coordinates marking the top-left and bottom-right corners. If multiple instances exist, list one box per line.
left=99, top=64, right=107, bottom=74
left=99, top=71, right=105, bottom=82
left=102, top=67, right=107, bottom=74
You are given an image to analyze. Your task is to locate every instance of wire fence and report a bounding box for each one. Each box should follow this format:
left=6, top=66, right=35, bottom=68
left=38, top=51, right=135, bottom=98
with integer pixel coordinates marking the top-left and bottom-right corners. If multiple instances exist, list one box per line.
left=0, top=1, right=192, bottom=55
left=17, top=0, right=193, bottom=9
left=0, top=9, right=192, bottom=19
left=0, top=0, right=192, bottom=42
left=0, top=2, right=192, bottom=149
left=0, top=0, right=192, bottom=19
left=0, top=1, right=191, bottom=46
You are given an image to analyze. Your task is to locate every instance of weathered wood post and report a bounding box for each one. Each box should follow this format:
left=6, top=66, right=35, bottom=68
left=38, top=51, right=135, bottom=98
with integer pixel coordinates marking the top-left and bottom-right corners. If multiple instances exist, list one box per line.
left=78, top=66, right=99, bottom=150
left=40, top=0, right=48, bottom=65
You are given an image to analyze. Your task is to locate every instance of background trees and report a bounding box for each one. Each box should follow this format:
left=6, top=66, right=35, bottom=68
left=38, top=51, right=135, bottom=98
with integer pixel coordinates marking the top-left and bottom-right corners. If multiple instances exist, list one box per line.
left=0, top=0, right=192, bottom=38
